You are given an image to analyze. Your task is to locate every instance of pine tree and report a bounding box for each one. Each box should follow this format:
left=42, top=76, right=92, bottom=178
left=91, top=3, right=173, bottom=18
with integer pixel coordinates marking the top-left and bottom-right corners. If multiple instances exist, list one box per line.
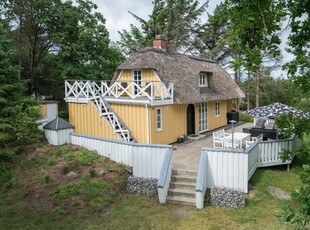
left=118, top=0, right=208, bottom=55
left=0, top=19, right=42, bottom=149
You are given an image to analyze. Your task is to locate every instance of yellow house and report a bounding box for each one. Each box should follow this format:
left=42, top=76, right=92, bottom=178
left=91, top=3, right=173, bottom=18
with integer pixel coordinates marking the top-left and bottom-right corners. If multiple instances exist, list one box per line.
left=65, top=37, right=244, bottom=144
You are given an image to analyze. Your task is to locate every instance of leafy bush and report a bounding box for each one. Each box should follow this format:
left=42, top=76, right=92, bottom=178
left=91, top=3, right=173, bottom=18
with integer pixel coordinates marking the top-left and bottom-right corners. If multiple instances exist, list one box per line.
left=239, top=113, right=254, bottom=122
left=280, top=164, right=310, bottom=229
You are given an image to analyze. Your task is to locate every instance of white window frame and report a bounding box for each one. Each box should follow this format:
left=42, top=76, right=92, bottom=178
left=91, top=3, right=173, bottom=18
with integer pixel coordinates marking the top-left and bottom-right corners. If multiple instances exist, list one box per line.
left=215, top=101, right=221, bottom=117
left=132, top=69, right=142, bottom=96
left=199, top=73, right=206, bottom=86
left=156, top=108, right=162, bottom=131
left=199, top=102, right=208, bottom=132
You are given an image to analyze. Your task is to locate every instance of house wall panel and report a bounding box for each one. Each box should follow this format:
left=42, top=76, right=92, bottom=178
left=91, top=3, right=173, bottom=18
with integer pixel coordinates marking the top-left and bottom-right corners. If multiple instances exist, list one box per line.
left=207, top=100, right=228, bottom=130
left=118, top=69, right=163, bottom=97
left=68, top=102, right=147, bottom=143
left=149, top=104, right=187, bottom=144
left=39, top=104, right=47, bottom=116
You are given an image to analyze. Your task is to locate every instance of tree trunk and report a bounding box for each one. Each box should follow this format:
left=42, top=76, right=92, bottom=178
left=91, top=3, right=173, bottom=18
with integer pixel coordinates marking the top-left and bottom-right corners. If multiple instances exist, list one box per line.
left=247, top=71, right=250, bottom=110
left=255, top=71, right=260, bottom=107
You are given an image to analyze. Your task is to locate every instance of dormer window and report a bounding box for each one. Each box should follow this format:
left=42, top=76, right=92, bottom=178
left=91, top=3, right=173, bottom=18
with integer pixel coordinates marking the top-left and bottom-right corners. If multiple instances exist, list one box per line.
left=199, top=73, right=206, bottom=87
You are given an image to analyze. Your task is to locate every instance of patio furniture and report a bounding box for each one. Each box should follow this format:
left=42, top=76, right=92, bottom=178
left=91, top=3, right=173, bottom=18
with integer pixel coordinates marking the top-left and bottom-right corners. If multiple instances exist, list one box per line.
left=246, top=133, right=263, bottom=148
left=243, top=118, right=279, bottom=140
left=224, top=136, right=240, bottom=149
left=213, top=129, right=230, bottom=149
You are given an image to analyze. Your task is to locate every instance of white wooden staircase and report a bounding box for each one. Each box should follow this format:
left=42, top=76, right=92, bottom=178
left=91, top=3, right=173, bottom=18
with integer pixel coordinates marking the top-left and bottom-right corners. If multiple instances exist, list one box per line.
left=90, top=96, right=134, bottom=142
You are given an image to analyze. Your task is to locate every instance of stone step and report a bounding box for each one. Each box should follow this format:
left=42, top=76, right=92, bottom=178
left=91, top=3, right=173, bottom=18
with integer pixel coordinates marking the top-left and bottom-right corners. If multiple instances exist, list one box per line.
left=169, top=181, right=196, bottom=190
left=167, top=195, right=196, bottom=206
left=168, top=188, right=195, bottom=198
left=171, top=175, right=196, bottom=183
left=172, top=169, right=198, bottom=177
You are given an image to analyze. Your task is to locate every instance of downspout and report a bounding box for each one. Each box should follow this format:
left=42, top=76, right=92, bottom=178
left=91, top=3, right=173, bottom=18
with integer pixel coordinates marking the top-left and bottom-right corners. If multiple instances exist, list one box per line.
left=146, top=104, right=150, bottom=144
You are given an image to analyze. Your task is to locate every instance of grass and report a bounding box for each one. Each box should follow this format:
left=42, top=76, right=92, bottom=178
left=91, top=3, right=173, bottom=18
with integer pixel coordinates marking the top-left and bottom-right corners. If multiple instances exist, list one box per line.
left=239, top=112, right=254, bottom=122
left=0, top=143, right=303, bottom=229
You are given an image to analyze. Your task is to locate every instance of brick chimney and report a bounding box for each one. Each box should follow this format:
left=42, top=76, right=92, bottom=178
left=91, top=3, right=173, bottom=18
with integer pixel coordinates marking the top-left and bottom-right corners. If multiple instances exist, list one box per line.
left=153, top=35, right=167, bottom=50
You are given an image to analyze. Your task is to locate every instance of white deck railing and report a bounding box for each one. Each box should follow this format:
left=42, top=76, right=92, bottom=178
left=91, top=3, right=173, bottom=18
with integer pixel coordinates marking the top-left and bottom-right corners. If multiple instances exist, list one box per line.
left=65, top=80, right=174, bottom=106
left=198, top=135, right=299, bottom=201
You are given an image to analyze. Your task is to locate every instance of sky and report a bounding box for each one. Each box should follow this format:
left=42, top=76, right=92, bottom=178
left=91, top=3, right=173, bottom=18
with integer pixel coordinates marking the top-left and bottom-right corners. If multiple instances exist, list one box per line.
left=92, top=0, right=292, bottom=78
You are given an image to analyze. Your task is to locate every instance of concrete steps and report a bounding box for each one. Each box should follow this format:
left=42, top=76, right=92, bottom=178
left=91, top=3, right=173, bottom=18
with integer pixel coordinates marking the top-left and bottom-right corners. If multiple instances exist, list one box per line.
left=166, top=169, right=197, bottom=206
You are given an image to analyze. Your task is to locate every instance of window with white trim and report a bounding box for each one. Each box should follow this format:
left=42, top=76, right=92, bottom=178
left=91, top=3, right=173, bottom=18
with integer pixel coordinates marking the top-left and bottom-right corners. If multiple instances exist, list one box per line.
left=132, top=69, right=142, bottom=95
left=199, top=73, right=206, bottom=86
left=215, top=101, right=220, bottom=116
left=156, top=108, right=162, bottom=131
left=199, top=102, right=208, bottom=132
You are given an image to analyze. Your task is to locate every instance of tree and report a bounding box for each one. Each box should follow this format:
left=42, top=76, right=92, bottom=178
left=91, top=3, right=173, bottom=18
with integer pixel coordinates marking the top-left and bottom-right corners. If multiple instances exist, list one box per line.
left=196, top=2, right=233, bottom=65
left=227, top=0, right=286, bottom=107
left=284, top=0, right=310, bottom=96
left=0, top=19, right=42, bottom=171
left=1, top=0, right=124, bottom=98
left=118, top=0, right=208, bottom=55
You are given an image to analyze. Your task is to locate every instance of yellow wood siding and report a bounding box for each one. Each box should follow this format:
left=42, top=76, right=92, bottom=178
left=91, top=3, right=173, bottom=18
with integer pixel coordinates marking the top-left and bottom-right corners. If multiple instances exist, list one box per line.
left=207, top=100, right=228, bottom=130
left=68, top=102, right=148, bottom=143
left=117, top=69, right=164, bottom=98
left=149, top=104, right=187, bottom=144
left=39, top=104, right=47, bottom=116
left=112, top=104, right=148, bottom=143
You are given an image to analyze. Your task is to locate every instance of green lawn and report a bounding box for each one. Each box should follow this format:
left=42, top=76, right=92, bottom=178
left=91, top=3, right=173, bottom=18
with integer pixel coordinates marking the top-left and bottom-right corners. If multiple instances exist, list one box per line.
left=0, top=144, right=303, bottom=229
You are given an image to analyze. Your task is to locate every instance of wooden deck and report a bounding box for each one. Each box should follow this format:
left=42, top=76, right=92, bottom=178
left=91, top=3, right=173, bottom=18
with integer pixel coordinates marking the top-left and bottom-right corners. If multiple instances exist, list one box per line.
left=172, top=122, right=252, bottom=170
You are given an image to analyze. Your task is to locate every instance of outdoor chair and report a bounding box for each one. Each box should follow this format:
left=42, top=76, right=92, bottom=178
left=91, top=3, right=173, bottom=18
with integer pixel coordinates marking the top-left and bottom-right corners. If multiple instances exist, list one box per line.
left=254, top=119, right=265, bottom=129
left=213, top=129, right=231, bottom=149
left=224, top=137, right=240, bottom=149
left=246, top=133, right=263, bottom=148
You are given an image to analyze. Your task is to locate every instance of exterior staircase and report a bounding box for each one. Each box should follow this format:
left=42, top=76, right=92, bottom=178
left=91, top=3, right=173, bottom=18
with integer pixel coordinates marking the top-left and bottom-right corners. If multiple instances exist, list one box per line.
left=91, top=96, right=134, bottom=142
left=167, top=169, right=197, bottom=206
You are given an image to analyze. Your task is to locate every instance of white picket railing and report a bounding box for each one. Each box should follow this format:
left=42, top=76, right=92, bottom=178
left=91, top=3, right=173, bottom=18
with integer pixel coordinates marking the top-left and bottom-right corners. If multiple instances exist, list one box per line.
left=70, top=133, right=171, bottom=179
left=257, top=135, right=298, bottom=167
left=65, top=80, right=174, bottom=106
left=195, top=151, right=208, bottom=209
left=157, top=149, right=173, bottom=204
left=198, top=135, right=299, bottom=198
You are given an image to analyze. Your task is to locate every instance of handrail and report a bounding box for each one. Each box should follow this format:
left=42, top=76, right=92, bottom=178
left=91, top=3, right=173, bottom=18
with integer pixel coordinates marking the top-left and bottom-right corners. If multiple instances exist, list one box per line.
left=65, top=80, right=174, bottom=105
left=196, top=151, right=208, bottom=209
left=157, top=148, right=173, bottom=204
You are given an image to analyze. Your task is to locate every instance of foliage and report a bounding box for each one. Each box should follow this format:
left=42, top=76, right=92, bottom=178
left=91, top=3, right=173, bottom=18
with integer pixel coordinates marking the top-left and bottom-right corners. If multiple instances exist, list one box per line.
left=1, top=0, right=124, bottom=99
left=239, top=113, right=254, bottom=122
left=118, top=0, right=208, bottom=55
left=283, top=0, right=310, bottom=96
left=280, top=164, right=310, bottom=229
left=196, top=2, right=234, bottom=65
left=0, top=19, right=42, bottom=149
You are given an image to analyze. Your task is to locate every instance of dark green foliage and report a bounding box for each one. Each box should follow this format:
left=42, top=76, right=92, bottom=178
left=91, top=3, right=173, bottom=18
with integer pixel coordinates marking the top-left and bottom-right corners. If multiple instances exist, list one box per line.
left=196, top=2, right=233, bottom=64
left=280, top=164, right=310, bottom=229
left=0, top=19, right=42, bottom=174
left=1, top=0, right=124, bottom=100
left=118, top=0, right=208, bottom=55
left=283, top=0, right=310, bottom=96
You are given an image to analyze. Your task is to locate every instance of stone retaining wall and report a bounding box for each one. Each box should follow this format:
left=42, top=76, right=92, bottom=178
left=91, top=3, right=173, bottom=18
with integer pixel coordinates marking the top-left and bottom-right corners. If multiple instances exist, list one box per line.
left=127, top=176, right=158, bottom=195
left=210, top=186, right=245, bottom=208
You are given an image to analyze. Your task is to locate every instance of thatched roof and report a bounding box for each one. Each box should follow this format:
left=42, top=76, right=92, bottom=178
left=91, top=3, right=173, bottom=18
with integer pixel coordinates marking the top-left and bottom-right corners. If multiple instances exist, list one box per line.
left=115, top=48, right=245, bottom=104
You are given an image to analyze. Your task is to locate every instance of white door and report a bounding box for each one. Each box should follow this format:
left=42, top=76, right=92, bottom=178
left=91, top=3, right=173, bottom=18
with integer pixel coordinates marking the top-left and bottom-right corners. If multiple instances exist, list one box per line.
left=199, top=102, right=208, bottom=132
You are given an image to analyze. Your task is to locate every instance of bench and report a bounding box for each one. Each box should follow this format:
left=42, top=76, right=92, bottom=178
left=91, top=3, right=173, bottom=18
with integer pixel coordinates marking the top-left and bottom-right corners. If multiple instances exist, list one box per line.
left=213, top=129, right=231, bottom=149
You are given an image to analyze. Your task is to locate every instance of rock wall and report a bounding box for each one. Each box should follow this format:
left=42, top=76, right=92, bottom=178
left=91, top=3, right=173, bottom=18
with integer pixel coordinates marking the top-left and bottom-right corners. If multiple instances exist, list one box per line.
left=210, top=186, right=245, bottom=208
left=127, top=176, right=158, bottom=195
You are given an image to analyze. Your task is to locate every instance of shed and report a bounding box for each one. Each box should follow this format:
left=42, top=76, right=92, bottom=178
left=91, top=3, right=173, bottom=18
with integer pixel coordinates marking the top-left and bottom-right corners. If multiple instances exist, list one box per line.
left=43, top=117, right=74, bottom=145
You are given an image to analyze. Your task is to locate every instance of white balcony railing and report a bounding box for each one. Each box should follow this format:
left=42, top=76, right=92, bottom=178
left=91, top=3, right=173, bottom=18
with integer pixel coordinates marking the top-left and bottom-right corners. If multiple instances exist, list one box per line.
left=65, top=80, right=174, bottom=105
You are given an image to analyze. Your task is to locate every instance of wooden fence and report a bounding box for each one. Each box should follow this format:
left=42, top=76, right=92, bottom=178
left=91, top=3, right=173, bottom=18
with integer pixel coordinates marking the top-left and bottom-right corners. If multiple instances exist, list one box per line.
left=70, top=133, right=171, bottom=179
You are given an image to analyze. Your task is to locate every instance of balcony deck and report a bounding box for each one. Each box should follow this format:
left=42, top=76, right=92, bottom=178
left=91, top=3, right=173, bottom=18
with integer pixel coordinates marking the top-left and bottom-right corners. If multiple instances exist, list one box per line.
left=65, top=80, right=174, bottom=106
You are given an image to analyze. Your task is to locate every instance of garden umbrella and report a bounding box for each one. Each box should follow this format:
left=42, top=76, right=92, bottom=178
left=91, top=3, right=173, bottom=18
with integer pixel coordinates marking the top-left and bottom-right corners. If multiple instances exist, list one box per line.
left=245, top=102, right=310, bottom=119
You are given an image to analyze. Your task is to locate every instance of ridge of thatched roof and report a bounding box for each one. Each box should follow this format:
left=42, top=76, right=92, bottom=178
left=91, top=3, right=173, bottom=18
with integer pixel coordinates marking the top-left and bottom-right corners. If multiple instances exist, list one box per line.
left=116, top=48, right=245, bottom=104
